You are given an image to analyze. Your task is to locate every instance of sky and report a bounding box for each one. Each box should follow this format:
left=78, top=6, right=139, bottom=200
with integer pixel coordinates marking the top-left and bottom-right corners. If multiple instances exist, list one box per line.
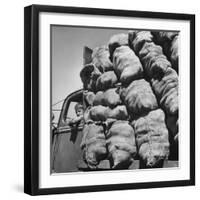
left=52, top=25, right=129, bottom=123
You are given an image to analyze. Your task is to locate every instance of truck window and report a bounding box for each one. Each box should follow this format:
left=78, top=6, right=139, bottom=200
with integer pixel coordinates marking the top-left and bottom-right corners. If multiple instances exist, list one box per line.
left=63, top=100, right=84, bottom=127
left=65, top=101, right=78, bottom=122
left=57, top=90, right=83, bottom=128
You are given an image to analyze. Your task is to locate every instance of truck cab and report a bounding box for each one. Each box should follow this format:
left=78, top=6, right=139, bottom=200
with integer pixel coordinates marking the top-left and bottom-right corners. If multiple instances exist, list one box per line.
left=51, top=89, right=84, bottom=173
left=51, top=46, right=94, bottom=173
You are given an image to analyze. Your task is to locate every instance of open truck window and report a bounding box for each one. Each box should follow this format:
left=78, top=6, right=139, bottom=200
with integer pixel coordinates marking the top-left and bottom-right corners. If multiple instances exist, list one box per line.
left=57, top=89, right=83, bottom=128
left=65, top=101, right=79, bottom=122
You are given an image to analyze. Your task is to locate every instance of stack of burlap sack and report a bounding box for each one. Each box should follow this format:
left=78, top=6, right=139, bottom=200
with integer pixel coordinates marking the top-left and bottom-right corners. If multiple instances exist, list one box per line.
left=80, top=31, right=178, bottom=169
left=110, top=34, right=170, bottom=168
left=80, top=44, right=137, bottom=169
left=129, top=31, right=179, bottom=144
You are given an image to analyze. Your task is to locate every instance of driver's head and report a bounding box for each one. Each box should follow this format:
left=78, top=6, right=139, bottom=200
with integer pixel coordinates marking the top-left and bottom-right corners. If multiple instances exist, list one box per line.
left=74, top=103, right=84, bottom=117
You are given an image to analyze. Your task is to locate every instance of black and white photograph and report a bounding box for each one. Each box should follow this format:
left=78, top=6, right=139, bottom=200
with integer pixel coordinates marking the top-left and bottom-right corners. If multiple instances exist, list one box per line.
left=24, top=5, right=195, bottom=195
left=51, top=26, right=179, bottom=173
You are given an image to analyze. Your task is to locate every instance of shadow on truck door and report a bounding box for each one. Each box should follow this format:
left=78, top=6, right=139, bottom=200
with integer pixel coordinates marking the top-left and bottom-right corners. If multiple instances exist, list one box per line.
left=51, top=90, right=84, bottom=173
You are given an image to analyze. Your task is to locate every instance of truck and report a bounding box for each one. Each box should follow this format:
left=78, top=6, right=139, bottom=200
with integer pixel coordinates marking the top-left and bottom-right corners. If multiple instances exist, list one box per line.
left=51, top=46, right=178, bottom=173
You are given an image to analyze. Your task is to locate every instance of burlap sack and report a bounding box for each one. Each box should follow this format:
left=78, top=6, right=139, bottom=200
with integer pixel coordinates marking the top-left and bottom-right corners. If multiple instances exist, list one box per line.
left=138, top=42, right=163, bottom=58
left=106, top=120, right=137, bottom=169
left=132, top=109, right=169, bottom=168
left=107, top=105, right=129, bottom=121
left=92, top=91, right=104, bottom=106
left=108, top=33, right=129, bottom=61
left=138, top=42, right=171, bottom=78
left=112, top=46, right=143, bottom=85
left=92, top=46, right=113, bottom=72
left=96, top=71, right=118, bottom=91
left=88, top=105, right=128, bottom=123
left=121, top=79, right=158, bottom=116
left=103, top=88, right=122, bottom=108
left=83, top=106, right=93, bottom=124
left=80, top=123, right=107, bottom=168
left=128, top=30, right=153, bottom=53
left=83, top=91, right=95, bottom=106
left=152, top=31, right=178, bottom=44
left=151, top=67, right=178, bottom=115
left=93, top=88, right=122, bottom=108
left=80, top=63, right=101, bottom=91
left=89, top=105, right=108, bottom=122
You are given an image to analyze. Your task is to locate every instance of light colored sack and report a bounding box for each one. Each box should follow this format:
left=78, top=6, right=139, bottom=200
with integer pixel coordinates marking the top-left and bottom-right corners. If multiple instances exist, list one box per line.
left=132, top=109, right=170, bottom=168
left=151, top=67, right=178, bottom=115
left=92, top=46, right=113, bottom=72
left=113, top=46, right=143, bottom=85
left=93, top=88, right=122, bottom=108
left=83, top=91, right=95, bottom=106
left=107, top=105, right=129, bottom=121
left=106, top=120, right=137, bottom=169
left=93, top=91, right=105, bottom=106
left=80, top=123, right=107, bottom=168
left=96, top=71, right=118, bottom=91
left=108, top=33, right=128, bottom=61
left=103, top=88, right=122, bottom=108
left=89, top=105, right=108, bottom=122
left=121, top=79, right=158, bottom=116
left=88, top=105, right=128, bottom=123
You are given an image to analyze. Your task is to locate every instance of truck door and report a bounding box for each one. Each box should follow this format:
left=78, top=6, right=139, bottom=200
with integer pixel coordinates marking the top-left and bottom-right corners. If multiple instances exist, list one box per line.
left=51, top=90, right=84, bottom=173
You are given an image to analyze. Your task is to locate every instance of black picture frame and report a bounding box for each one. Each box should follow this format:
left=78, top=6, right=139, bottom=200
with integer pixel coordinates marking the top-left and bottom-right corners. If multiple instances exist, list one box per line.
left=24, top=4, right=195, bottom=196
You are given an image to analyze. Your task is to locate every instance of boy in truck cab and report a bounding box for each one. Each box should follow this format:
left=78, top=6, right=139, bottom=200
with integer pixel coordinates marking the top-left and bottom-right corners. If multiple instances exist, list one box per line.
left=67, top=102, right=84, bottom=127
